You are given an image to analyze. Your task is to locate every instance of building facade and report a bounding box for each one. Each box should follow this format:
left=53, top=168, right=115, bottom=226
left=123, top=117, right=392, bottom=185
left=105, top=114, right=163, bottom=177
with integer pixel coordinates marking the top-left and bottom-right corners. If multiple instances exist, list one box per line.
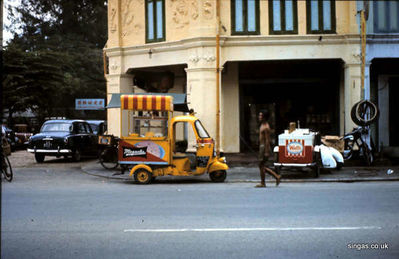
left=105, top=0, right=364, bottom=153
left=357, top=0, right=399, bottom=155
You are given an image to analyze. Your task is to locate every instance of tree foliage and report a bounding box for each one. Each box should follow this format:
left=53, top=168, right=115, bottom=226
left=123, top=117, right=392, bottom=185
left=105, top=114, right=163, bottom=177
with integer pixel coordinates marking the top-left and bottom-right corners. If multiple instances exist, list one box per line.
left=3, top=0, right=107, bottom=124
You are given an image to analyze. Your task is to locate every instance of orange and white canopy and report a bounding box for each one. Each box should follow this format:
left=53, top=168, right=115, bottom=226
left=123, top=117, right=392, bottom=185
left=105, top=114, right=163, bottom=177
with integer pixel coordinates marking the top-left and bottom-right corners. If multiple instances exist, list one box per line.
left=120, top=95, right=173, bottom=111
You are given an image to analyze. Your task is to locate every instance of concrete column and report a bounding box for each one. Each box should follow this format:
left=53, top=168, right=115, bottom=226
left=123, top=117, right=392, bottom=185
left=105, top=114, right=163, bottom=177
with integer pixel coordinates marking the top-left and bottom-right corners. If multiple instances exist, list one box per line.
left=106, top=73, right=134, bottom=137
left=344, top=63, right=362, bottom=133
left=185, top=67, right=217, bottom=152
left=221, top=62, right=240, bottom=153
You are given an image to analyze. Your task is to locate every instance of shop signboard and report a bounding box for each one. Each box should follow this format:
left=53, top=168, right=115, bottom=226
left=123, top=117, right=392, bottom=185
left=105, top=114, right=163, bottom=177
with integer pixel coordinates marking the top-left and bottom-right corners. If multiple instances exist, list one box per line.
left=75, top=99, right=105, bottom=110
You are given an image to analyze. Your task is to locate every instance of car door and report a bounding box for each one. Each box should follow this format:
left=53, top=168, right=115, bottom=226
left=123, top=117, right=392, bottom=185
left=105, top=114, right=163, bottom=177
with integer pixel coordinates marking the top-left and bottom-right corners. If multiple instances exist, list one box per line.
left=75, top=122, right=88, bottom=154
left=84, top=122, right=97, bottom=154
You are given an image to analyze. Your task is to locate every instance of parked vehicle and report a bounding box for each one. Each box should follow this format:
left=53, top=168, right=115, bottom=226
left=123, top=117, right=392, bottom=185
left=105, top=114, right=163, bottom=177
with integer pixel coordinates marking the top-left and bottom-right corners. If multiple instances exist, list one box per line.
left=14, top=124, right=33, bottom=148
left=117, top=94, right=228, bottom=184
left=27, top=120, right=98, bottom=163
left=273, top=127, right=321, bottom=178
left=87, top=120, right=106, bottom=136
left=1, top=125, right=19, bottom=152
left=342, top=126, right=374, bottom=166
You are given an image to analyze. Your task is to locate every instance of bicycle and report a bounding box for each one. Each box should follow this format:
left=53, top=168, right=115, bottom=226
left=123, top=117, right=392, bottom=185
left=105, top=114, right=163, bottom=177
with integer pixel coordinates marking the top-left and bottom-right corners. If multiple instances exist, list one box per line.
left=98, top=135, right=120, bottom=170
left=98, top=135, right=130, bottom=175
left=1, top=140, right=13, bottom=182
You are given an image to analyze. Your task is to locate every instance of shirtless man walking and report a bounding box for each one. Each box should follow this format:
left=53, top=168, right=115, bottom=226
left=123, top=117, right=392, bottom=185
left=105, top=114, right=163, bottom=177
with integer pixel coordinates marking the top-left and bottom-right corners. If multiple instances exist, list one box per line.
left=255, top=110, right=281, bottom=188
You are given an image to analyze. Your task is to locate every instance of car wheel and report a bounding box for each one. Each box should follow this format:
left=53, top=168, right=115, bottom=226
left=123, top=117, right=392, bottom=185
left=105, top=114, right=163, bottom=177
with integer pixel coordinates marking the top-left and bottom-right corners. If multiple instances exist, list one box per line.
left=134, top=169, right=152, bottom=184
left=209, top=170, right=227, bottom=182
left=72, top=149, right=81, bottom=162
left=35, top=153, right=45, bottom=163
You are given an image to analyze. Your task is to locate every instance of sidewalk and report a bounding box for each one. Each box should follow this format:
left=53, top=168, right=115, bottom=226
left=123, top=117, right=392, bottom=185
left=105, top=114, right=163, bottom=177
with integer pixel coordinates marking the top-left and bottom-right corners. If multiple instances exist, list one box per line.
left=81, top=161, right=399, bottom=183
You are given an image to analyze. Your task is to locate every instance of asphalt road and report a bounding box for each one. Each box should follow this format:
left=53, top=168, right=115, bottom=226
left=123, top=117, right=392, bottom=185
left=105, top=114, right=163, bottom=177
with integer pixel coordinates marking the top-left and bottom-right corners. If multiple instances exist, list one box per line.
left=2, top=163, right=399, bottom=259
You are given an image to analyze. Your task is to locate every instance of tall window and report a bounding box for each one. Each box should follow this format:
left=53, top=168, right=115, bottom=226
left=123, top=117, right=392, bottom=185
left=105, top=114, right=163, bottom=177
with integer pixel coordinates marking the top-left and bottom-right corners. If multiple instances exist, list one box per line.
left=269, top=0, right=298, bottom=34
left=374, top=0, right=399, bottom=33
left=146, top=0, right=165, bottom=43
left=306, top=0, right=336, bottom=34
left=231, top=0, right=260, bottom=35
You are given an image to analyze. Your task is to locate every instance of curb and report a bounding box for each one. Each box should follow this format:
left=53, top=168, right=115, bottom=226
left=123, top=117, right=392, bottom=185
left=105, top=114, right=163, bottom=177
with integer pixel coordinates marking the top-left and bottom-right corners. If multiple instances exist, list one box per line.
left=81, top=166, right=399, bottom=183
left=227, top=177, right=399, bottom=184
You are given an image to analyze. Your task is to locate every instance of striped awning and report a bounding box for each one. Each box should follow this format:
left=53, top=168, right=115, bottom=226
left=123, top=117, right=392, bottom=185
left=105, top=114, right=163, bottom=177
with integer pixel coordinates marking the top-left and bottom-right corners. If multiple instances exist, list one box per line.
left=120, top=95, right=173, bottom=111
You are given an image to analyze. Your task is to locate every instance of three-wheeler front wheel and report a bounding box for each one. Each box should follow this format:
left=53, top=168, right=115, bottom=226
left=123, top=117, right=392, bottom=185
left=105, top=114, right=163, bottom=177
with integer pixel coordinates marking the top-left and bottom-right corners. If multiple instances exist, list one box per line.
left=134, top=168, right=153, bottom=184
left=209, top=170, right=226, bottom=183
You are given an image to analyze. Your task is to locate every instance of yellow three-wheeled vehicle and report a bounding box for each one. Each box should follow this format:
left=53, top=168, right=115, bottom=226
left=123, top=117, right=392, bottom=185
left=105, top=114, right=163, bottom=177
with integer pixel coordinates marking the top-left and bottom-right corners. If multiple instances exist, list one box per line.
left=118, top=95, right=228, bottom=184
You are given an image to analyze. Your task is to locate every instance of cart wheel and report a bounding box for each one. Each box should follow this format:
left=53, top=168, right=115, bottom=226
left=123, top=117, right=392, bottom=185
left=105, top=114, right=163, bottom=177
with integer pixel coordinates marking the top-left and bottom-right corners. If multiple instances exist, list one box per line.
left=274, top=166, right=281, bottom=175
left=35, top=153, right=45, bottom=163
left=209, top=170, right=226, bottom=183
left=134, top=169, right=152, bottom=184
left=312, top=165, right=320, bottom=178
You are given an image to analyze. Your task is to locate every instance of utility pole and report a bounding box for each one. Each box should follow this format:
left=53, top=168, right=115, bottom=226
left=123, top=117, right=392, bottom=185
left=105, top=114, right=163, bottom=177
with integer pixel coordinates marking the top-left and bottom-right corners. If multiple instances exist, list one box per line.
left=360, top=9, right=366, bottom=100
left=215, top=0, right=221, bottom=156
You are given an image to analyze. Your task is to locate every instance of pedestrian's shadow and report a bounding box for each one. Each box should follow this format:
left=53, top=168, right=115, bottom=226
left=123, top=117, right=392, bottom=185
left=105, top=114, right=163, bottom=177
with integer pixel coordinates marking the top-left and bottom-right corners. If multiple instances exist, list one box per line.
left=278, top=168, right=332, bottom=179
left=41, top=156, right=97, bottom=164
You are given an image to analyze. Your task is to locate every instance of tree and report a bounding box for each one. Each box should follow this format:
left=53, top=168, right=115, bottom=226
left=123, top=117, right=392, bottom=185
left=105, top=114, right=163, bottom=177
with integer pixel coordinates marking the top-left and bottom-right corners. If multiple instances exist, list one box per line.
left=3, top=0, right=107, bottom=125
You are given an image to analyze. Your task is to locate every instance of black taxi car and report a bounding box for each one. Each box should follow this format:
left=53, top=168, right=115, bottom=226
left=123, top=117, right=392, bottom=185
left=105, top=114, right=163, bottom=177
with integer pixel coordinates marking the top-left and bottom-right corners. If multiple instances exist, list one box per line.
left=27, top=120, right=97, bottom=163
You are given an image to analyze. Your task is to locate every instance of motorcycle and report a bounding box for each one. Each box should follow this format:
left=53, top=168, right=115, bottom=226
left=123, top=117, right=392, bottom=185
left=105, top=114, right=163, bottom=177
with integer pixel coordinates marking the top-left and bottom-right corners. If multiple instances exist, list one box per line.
left=342, top=126, right=374, bottom=166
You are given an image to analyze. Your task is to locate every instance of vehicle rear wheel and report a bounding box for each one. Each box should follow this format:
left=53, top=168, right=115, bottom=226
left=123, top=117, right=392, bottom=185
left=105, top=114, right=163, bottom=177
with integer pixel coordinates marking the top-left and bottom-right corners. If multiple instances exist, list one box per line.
left=362, top=144, right=373, bottom=166
left=209, top=170, right=226, bottom=182
left=99, top=148, right=118, bottom=170
left=2, top=155, right=13, bottom=182
left=72, top=149, right=81, bottom=162
left=35, top=153, right=45, bottom=163
left=134, top=169, right=152, bottom=184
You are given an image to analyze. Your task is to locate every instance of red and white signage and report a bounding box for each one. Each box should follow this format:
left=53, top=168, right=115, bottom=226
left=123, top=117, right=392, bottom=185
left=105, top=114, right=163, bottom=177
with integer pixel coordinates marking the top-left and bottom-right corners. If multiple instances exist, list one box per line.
left=286, top=139, right=305, bottom=157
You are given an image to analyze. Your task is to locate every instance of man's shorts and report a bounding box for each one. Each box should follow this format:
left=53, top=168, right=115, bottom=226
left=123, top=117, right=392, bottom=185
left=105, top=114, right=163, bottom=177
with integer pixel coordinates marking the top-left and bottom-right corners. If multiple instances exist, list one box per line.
left=258, top=145, right=272, bottom=167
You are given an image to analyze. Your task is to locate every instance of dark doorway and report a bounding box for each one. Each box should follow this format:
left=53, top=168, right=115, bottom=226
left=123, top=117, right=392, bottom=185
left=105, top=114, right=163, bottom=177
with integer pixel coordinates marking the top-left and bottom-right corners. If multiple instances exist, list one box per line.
left=239, top=59, right=342, bottom=152
left=389, top=77, right=399, bottom=146
left=370, top=58, right=399, bottom=149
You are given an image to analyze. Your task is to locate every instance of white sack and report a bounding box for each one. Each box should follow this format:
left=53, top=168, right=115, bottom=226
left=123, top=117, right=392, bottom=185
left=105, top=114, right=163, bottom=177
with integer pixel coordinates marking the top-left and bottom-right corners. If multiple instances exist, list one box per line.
left=319, top=145, right=337, bottom=168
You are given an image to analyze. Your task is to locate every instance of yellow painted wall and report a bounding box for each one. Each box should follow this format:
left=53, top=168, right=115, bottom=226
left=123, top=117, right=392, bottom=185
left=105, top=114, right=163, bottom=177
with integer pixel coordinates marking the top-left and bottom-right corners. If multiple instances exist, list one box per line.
left=107, top=0, right=359, bottom=49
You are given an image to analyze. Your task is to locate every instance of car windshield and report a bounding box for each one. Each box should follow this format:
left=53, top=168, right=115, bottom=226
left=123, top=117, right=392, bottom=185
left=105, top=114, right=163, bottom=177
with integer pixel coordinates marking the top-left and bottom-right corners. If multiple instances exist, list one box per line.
left=41, top=123, right=72, bottom=132
left=89, top=124, right=99, bottom=134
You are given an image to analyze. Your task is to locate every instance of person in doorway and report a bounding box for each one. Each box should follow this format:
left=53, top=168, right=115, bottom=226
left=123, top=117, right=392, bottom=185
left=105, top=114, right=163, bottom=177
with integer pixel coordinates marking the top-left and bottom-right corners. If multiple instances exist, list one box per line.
left=255, top=110, right=281, bottom=188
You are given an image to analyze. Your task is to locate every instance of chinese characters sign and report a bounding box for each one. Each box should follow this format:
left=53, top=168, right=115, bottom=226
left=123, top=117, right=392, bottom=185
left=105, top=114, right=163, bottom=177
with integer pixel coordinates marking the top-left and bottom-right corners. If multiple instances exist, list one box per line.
left=75, top=99, right=105, bottom=110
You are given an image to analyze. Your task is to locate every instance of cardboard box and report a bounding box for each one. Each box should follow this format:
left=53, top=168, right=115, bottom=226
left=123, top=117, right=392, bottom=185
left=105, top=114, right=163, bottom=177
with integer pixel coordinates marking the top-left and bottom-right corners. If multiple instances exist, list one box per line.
left=321, top=135, right=344, bottom=153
